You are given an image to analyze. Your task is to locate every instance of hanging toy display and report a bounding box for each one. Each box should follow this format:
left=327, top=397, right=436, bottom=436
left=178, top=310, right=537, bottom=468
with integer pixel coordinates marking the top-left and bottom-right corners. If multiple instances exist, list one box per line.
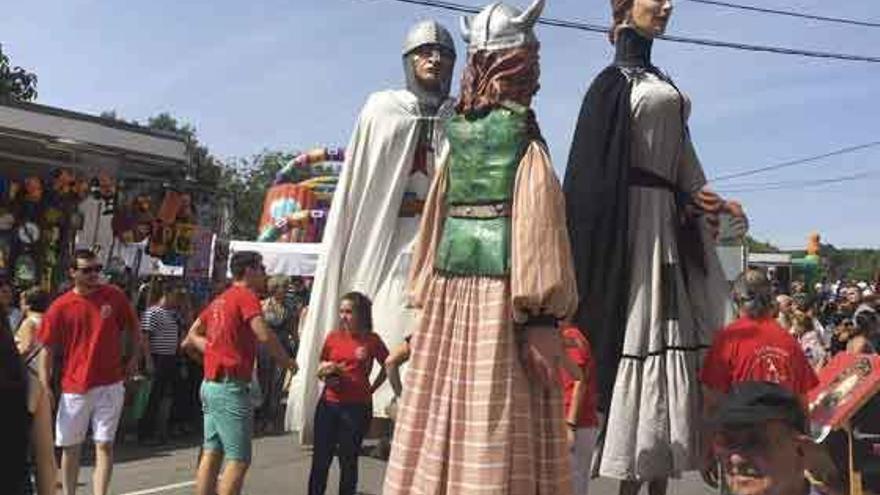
left=148, top=220, right=174, bottom=258
left=7, top=180, right=21, bottom=206
left=176, top=193, right=195, bottom=222
left=51, top=168, right=79, bottom=202
left=173, top=222, right=196, bottom=256
left=14, top=252, right=38, bottom=286
left=21, top=176, right=44, bottom=219
left=134, top=194, right=155, bottom=241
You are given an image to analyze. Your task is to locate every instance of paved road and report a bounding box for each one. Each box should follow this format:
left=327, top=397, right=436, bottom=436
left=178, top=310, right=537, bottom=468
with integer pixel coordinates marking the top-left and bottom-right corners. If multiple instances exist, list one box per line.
left=70, top=433, right=715, bottom=494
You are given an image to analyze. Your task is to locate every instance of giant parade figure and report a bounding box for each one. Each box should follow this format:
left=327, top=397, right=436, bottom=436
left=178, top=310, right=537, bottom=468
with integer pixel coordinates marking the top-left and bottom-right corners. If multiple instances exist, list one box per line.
left=563, top=0, right=748, bottom=494
left=383, top=1, right=579, bottom=493
left=288, top=20, right=457, bottom=442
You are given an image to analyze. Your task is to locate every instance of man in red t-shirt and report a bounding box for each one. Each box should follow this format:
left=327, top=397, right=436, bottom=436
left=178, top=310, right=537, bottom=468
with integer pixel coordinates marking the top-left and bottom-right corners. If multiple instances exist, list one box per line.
left=559, top=322, right=599, bottom=495
left=699, top=269, right=819, bottom=488
left=38, top=249, right=142, bottom=495
left=181, top=251, right=297, bottom=495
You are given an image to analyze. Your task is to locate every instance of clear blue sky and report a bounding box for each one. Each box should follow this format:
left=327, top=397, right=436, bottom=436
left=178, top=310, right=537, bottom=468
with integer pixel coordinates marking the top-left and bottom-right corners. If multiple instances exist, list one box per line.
left=5, top=0, right=879, bottom=248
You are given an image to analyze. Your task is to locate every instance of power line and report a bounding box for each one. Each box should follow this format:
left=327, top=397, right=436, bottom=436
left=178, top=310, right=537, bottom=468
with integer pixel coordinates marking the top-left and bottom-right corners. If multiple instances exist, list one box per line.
left=716, top=171, right=878, bottom=193
left=710, top=141, right=880, bottom=182
left=682, top=0, right=880, bottom=29
left=368, top=0, right=880, bottom=63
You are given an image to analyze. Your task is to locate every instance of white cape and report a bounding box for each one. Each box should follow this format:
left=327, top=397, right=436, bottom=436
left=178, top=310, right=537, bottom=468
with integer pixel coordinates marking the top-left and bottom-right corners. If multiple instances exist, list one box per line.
left=287, top=89, right=453, bottom=443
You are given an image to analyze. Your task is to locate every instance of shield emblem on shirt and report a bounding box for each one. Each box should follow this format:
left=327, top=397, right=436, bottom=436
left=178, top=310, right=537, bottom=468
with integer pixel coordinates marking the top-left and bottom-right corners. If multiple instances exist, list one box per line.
left=355, top=346, right=367, bottom=361
left=100, top=304, right=113, bottom=319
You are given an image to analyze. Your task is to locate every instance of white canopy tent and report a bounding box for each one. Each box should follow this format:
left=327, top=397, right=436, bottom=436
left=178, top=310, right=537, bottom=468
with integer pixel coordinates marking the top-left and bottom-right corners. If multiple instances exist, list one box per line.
left=228, top=241, right=323, bottom=277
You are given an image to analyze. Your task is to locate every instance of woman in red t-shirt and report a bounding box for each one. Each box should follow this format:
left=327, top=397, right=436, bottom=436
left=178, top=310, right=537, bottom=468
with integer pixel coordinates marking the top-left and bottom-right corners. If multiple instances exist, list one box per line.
left=308, top=292, right=389, bottom=495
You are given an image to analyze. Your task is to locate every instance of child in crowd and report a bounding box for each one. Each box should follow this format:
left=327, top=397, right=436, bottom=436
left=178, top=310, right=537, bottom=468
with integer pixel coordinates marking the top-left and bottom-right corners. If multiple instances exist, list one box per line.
left=559, top=321, right=599, bottom=495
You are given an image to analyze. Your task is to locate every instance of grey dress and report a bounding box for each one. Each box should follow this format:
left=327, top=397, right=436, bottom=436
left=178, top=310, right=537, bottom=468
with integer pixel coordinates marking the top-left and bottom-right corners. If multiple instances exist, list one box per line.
left=597, top=69, right=730, bottom=481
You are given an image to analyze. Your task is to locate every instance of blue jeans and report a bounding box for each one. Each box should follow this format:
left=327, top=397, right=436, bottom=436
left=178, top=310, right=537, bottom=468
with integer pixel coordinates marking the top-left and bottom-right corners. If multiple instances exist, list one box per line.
left=307, top=400, right=370, bottom=495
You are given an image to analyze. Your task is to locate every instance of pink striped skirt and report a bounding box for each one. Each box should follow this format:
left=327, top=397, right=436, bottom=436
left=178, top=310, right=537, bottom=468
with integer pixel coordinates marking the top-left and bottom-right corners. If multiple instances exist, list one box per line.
left=383, top=275, right=572, bottom=495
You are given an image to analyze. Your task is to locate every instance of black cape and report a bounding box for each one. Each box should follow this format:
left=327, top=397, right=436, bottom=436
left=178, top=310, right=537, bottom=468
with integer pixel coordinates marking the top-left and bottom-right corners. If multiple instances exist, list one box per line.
left=563, top=28, right=657, bottom=414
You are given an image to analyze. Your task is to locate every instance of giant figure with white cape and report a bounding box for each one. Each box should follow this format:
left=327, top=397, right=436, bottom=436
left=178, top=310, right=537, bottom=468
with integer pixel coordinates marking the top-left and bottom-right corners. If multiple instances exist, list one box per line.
left=288, top=20, right=457, bottom=443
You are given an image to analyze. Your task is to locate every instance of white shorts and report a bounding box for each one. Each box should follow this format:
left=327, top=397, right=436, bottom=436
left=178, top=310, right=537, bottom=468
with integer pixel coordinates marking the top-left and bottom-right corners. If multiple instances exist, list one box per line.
left=56, top=381, right=125, bottom=447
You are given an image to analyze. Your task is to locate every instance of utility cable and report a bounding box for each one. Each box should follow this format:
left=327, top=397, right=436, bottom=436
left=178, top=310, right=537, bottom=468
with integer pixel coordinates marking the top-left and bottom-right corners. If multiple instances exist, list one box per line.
left=716, top=171, right=877, bottom=193
left=367, top=0, right=880, bottom=63
left=710, top=141, right=880, bottom=182
left=682, top=0, right=880, bottom=29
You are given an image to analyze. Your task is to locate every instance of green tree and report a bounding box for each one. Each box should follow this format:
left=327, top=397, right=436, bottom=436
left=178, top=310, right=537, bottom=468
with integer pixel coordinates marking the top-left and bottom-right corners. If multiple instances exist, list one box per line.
left=0, top=44, right=38, bottom=102
left=224, top=150, right=298, bottom=239
left=745, top=236, right=780, bottom=253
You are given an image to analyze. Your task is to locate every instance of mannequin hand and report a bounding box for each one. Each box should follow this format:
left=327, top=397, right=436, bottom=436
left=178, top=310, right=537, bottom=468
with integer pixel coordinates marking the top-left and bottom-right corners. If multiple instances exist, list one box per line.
left=519, top=325, right=562, bottom=389
left=695, top=188, right=724, bottom=214
left=724, top=200, right=749, bottom=238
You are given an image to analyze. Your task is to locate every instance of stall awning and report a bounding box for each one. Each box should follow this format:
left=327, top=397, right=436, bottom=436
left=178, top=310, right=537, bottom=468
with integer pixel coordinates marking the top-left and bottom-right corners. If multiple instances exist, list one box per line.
left=229, top=241, right=324, bottom=277
left=0, top=100, right=189, bottom=180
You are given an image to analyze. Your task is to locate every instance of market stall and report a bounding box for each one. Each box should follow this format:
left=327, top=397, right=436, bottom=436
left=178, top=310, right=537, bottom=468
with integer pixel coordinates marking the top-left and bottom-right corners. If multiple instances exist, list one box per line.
left=0, top=99, right=190, bottom=292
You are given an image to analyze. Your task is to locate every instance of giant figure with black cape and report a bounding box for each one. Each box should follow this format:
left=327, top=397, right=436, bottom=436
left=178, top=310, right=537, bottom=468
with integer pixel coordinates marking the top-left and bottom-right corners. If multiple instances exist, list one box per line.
left=563, top=0, right=747, bottom=494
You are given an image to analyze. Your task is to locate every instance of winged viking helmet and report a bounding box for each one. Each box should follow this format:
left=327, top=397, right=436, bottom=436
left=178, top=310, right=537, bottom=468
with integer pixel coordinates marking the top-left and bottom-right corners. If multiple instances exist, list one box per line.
left=460, top=0, right=545, bottom=52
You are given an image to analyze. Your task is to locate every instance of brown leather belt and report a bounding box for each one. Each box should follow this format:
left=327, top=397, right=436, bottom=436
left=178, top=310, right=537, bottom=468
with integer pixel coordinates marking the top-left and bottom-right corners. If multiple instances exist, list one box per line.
left=448, top=203, right=511, bottom=219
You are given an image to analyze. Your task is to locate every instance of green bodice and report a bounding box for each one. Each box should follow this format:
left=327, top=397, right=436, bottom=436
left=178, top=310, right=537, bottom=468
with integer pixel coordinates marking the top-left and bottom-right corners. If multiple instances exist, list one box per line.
left=435, top=105, right=529, bottom=277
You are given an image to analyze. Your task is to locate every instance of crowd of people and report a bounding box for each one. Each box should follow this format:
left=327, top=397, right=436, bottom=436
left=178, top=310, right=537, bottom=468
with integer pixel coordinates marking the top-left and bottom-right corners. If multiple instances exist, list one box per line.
left=0, top=249, right=311, bottom=495
left=774, top=278, right=880, bottom=369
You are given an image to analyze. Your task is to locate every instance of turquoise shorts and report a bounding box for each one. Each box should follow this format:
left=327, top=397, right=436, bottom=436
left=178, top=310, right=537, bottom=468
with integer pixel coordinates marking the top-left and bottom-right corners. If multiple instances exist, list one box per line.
left=200, top=380, right=253, bottom=462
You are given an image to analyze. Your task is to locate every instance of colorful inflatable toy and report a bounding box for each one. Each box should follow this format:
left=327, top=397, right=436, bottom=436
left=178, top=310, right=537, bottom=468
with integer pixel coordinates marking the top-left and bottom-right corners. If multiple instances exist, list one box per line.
left=258, top=147, right=343, bottom=243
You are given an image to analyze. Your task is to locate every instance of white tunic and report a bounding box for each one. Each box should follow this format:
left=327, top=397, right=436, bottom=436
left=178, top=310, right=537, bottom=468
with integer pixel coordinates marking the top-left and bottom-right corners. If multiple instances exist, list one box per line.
left=287, top=89, right=453, bottom=444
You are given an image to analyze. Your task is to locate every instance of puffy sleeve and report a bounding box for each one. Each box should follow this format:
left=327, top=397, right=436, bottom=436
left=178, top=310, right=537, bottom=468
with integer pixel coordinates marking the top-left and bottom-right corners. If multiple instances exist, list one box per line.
left=406, top=158, right=449, bottom=309
left=510, top=141, right=579, bottom=324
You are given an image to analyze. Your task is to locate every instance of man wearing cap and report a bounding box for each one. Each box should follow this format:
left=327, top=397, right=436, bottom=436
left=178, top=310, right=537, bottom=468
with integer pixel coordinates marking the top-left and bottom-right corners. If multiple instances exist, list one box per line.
left=289, top=20, right=458, bottom=444
left=708, top=381, right=831, bottom=495
left=701, top=269, right=820, bottom=489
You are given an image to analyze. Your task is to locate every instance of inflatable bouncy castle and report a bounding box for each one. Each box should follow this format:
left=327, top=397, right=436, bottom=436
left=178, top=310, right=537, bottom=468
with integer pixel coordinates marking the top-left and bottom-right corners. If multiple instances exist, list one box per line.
left=257, top=147, right=343, bottom=242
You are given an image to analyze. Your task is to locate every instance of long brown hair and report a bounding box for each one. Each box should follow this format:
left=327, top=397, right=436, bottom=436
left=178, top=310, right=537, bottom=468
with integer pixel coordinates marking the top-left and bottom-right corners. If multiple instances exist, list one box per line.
left=341, top=291, right=373, bottom=333
left=609, top=0, right=634, bottom=43
left=457, top=46, right=539, bottom=115
left=456, top=46, right=543, bottom=141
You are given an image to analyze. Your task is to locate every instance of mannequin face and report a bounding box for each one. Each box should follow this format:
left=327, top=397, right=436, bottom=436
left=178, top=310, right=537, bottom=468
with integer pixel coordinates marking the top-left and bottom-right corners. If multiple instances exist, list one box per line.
left=630, top=0, right=673, bottom=38
left=410, top=44, right=454, bottom=93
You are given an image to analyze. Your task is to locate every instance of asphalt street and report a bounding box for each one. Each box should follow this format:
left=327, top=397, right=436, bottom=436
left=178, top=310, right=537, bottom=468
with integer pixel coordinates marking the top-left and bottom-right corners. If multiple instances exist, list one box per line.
left=68, top=433, right=716, bottom=495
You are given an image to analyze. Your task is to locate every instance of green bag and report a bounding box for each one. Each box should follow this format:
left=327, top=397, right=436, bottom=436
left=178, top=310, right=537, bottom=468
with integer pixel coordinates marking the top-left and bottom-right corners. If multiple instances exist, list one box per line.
left=128, top=377, right=152, bottom=422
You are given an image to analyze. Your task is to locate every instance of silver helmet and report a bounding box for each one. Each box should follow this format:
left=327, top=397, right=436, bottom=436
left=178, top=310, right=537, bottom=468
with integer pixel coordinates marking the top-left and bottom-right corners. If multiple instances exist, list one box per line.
left=402, top=20, right=456, bottom=115
left=460, top=0, right=545, bottom=53
left=402, top=19, right=456, bottom=57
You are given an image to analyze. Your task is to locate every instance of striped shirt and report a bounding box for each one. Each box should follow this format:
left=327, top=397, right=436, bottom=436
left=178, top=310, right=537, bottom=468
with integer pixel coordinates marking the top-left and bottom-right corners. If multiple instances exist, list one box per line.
left=141, top=306, right=180, bottom=356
